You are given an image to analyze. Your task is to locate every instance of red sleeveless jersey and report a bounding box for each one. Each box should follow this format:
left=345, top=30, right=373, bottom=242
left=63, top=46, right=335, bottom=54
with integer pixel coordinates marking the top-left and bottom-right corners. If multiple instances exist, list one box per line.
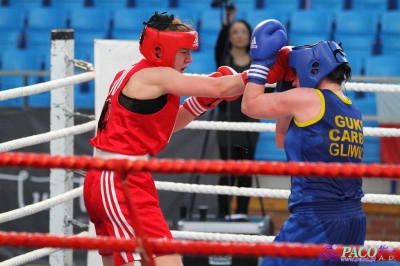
left=90, top=59, right=180, bottom=156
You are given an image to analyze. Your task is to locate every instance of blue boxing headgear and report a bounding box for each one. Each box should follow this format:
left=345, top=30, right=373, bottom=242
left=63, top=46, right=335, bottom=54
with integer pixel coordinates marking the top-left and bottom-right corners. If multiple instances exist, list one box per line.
left=289, top=41, right=347, bottom=88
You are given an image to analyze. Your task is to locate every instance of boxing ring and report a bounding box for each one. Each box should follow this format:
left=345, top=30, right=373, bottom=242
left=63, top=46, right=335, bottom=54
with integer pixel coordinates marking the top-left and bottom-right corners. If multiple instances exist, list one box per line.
left=1, top=30, right=400, bottom=265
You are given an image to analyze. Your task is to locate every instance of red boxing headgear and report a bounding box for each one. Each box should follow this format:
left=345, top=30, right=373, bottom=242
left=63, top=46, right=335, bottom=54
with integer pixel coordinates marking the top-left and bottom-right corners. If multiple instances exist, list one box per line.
left=139, top=23, right=199, bottom=67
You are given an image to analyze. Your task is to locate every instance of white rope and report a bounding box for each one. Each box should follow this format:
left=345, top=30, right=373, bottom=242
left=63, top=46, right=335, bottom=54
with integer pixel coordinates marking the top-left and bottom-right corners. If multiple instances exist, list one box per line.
left=0, top=72, right=95, bottom=101
left=155, top=181, right=400, bottom=205
left=0, top=121, right=96, bottom=152
left=0, top=231, right=89, bottom=266
left=1, top=181, right=397, bottom=225
left=346, top=82, right=400, bottom=93
left=185, top=73, right=400, bottom=93
left=1, top=119, right=396, bottom=154
left=0, top=186, right=83, bottom=224
left=171, top=231, right=400, bottom=249
left=186, top=121, right=400, bottom=137
left=186, top=121, right=276, bottom=132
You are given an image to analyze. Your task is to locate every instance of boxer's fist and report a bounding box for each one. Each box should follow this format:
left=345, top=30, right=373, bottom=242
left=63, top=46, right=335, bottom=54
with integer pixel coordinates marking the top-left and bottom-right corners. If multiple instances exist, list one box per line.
left=247, top=19, right=287, bottom=85
left=267, top=46, right=295, bottom=84
left=183, top=67, right=239, bottom=117
left=216, top=65, right=237, bottom=76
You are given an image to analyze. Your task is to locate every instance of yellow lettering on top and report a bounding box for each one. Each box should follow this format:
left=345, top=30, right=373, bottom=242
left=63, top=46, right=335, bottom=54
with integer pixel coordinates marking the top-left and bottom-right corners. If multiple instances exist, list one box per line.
left=351, top=131, right=359, bottom=143
left=329, top=143, right=339, bottom=156
left=345, top=117, right=354, bottom=129
left=342, top=130, right=351, bottom=142
left=354, top=118, right=363, bottom=131
left=335, top=115, right=345, bottom=127
left=329, top=129, right=341, bottom=141
left=359, top=132, right=364, bottom=144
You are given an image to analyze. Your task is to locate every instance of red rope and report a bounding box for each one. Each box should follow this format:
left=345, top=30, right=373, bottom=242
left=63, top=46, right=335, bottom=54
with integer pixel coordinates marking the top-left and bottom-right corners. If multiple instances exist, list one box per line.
left=0, top=232, right=399, bottom=261
left=0, top=152, right=399, bottom=179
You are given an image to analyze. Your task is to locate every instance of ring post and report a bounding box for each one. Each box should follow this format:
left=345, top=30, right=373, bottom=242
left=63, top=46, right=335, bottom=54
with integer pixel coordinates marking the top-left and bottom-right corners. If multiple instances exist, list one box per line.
left=49, top=29, right=75, bottom=266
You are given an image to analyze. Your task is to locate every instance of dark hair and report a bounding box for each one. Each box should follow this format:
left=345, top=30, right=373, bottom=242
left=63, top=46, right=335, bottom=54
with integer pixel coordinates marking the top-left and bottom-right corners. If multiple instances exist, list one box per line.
left=229, top=19, right=252, bottom=52
left=325, top=62, right=352, bottom=85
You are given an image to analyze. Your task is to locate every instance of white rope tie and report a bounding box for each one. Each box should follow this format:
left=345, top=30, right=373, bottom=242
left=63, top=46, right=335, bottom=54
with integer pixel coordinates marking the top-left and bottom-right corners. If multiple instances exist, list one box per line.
left=0, top=121, right=96, bottom=152
left=0, top=72, right=95, bottom=101
left=0, top=186, right=83, bottom=224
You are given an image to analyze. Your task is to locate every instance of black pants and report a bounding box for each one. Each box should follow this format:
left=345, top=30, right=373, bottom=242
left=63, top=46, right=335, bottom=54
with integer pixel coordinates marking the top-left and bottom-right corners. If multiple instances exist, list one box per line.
left=217, top=146, right=255, bottom=216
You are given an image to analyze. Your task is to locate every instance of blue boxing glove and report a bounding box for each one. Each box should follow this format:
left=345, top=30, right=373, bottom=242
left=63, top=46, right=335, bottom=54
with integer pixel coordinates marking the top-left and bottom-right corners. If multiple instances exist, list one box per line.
left=247, top=19, right=287, bottom=85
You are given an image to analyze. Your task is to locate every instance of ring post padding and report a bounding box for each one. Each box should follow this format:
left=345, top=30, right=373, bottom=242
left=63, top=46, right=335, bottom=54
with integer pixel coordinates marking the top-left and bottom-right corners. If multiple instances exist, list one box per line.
left=49, top=29, right=74, bottom=266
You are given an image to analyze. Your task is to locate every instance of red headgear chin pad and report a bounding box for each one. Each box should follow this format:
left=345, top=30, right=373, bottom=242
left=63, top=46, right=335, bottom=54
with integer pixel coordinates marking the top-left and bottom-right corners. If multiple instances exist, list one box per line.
left=140, top=27, right=199, bottom=67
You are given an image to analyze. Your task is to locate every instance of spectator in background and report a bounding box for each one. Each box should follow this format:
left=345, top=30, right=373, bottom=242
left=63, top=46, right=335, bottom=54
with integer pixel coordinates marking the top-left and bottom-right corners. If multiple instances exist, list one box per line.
left=214, top=6, right=261, bottom=220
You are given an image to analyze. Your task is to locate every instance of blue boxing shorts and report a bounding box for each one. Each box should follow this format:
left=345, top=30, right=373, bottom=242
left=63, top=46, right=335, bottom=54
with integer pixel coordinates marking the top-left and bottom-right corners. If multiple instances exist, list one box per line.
left=260, top=200, right=366, bottom=266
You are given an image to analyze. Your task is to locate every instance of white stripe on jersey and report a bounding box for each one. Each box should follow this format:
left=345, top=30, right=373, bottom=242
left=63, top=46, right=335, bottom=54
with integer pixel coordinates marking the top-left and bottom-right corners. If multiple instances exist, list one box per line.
left=101, top=171, right=140, bottom=262
left=109, top=65, right=135, bottom=96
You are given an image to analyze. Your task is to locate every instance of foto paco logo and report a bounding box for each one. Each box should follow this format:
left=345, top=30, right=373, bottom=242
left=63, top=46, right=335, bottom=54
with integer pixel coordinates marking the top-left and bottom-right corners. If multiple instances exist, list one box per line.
left=317, top=244, right=396, bottom=263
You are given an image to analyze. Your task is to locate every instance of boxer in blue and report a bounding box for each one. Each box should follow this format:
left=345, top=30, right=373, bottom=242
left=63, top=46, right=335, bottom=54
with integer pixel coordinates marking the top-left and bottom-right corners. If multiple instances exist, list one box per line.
left=242, top=20, right=366, bottom=266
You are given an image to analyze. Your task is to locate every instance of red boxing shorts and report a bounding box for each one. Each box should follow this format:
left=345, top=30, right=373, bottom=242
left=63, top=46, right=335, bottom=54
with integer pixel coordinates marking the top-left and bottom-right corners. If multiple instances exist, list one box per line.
left=84, top=170, right=173, bottom=265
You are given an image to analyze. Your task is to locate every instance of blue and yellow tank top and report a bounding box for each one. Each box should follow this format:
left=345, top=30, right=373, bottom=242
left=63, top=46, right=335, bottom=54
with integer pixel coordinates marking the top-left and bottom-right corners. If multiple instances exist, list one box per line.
left=284, top=89, right=365, bottom=212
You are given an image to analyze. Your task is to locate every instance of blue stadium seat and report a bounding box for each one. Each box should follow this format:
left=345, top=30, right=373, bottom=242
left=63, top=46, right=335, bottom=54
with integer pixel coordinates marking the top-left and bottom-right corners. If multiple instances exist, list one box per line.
left=177, top=0, right=209, bottom=10
left=0, top=6, right=26, bottom=28
left=25, top=8, right=68, bottom=51
left=88, top=0, right=129, bottom=9
left=337, top=35, right=374, bottom=62
left=73, top=46, right=95, bottom=109
left=309, top=0, right=344, bottom=11
left=364, top=55, right=400, bottom=77
left=254, top=120, right=286, bottom=162
left=26, top=8, right=67, bottom=32
left=69, top=8, right=111, bottom=31
left=188, top=49, right=216, bottom=75
left=287, top=10, right=334, bottom=46
left=111, top=9, right=153, bottom=40
left=133, top=0, right=170, bottom=9
left=345, top=54, right=365, bottom=76
left=264, top=0, right=300, bottom=11
left=243, top=9, right=290, bottom=31
left=27, top=49, right=51, bottom=108
left=333, top=11, right=379, bottom=60
left=69, top=8, right=112, bottom=48
left=349, top=0, right=389, bottom=11
left=0, top=48, right=45, bottom=107
left=7, top=0, right=45, bottom=9
left=48, top=0, right=85, bottom=10
left=380, top=34, right=400, bottom=55
left=198, top=9, right=224, bottom=50
left=380, top=11, right=400, bottom=55
left=334, top=10, right=379, bottom=36
left=0, top=31, right=22, bottom=50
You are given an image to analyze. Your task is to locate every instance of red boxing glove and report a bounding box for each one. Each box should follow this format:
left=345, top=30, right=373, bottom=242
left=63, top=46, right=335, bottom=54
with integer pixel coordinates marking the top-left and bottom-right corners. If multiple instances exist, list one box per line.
left=183, top=67, right=241, bottom=117
left=183, top=96, right=223, bottom=117
left=266, top=46, right=295, bottom=84
left=216, top=65, right=237, bottom=75
left=215, top=66, right=242, bottom=100
left=183, top=71, right=223, bottom=117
